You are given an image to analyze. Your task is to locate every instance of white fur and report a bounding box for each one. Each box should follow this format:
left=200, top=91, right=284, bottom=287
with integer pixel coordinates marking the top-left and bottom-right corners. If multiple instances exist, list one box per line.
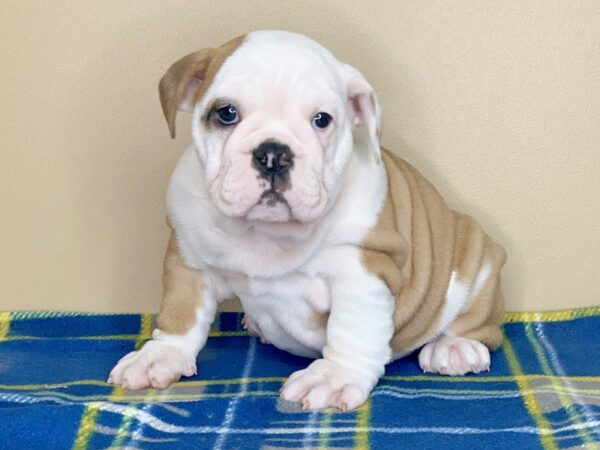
left=472, top=263, right=492, bottom=296
left=436, top=263, right=492, bottom=336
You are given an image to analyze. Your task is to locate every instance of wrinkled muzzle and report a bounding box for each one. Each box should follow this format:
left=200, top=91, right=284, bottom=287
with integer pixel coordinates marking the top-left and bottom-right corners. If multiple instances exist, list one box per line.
left=209, top=136, right=328, bottom=223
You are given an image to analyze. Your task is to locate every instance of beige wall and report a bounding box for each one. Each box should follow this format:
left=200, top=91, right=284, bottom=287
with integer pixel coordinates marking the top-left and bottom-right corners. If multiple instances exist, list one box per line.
left=1, top=1, right=599, bottom=313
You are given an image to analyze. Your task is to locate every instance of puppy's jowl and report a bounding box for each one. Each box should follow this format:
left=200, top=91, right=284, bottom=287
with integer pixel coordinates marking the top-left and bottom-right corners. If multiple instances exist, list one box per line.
left=109, top=31, right=506, bottom=411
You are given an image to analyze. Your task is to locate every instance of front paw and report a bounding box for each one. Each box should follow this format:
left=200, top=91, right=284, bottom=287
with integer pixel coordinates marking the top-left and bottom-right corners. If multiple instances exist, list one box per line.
left=107, top=340, right=197, bottom=390
left=280, top=359, right=370, bottom=411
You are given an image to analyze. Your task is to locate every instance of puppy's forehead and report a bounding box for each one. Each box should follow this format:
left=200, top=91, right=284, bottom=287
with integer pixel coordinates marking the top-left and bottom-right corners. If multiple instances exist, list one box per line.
left=213, top=31, right=343, bottom=94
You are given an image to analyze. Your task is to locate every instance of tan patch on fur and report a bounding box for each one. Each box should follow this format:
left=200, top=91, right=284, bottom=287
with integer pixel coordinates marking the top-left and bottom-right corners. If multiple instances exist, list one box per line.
left=159, top=35, right=245, bottom=138
left=361, top=149, right=506, bottom=355
left=311, top=311, right=330, bottom=329
left=156, top=231, right=204, bottom=335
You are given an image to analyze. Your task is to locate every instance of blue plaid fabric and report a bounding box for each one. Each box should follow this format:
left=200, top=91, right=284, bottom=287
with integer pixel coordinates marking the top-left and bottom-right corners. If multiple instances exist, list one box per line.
left=0, top=308, right=599, bottom=449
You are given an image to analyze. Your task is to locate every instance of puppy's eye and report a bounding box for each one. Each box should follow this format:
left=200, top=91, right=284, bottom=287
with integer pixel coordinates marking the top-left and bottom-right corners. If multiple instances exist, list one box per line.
left=312, top=112, right=332, bottom=130
left=216, top=105, right=239, bottom=125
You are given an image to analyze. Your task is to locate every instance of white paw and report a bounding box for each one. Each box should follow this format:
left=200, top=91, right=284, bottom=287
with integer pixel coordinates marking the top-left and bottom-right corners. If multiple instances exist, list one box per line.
left=419, top=335, right=490, bottom=376
left=241, top=315, right=270, bottom=344
left=280, top=359, right=369, bottom=411
left=107, top=340, right=197, bottom=390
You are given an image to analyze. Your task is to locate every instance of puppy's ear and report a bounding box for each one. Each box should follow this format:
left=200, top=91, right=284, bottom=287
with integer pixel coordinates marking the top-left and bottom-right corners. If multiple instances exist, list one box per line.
left=159, top=36, right=245, bottom=138
left=159, top=48, right=215, bottom=138
left=342, top=64, right=382, bottom=163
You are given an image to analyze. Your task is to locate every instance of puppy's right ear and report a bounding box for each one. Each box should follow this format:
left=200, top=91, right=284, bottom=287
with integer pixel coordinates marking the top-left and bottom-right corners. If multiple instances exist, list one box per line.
left=159, top=48, right=216, bottom=139
left=159, top=35, right=245, bottom=138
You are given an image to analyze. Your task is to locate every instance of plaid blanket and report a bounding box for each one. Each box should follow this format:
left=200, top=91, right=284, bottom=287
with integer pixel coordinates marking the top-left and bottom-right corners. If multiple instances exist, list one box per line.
left=0, top=308, right=598, bottom=450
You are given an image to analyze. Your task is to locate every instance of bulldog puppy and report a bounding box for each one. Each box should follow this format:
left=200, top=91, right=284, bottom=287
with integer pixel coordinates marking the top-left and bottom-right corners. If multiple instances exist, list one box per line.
left=108, top=30, right=506, bottom=411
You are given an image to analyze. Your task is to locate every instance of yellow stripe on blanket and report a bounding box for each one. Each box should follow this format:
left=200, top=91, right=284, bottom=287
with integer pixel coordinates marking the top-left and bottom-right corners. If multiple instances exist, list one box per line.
left=502, top=335, right=558, bottom=450
left=354, top=399, right=371, bottom=450
left=524, top=322, right=596, bottom=446
left=1, top=374, right=599, bottom=392
left=505, top=306, right=600, bottom=323
left=317, top=408, right=334, bottom=450
left=109, top=313, right=154, bottom=449
left=3, top=330, right=248, bottom=341
left=0, top=312, right=11, bottom=340
left=6, top=305, right=598, bottom=323
left=71, top=313, right=154, bottom=450
left=72, top=402, right=101, bottom=450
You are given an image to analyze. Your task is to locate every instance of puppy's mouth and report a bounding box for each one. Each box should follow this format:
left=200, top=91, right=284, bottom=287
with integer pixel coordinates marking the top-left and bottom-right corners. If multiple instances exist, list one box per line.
left=260, top=189, right=287, bottom=206
left=245, top=190, right=292, bottom=222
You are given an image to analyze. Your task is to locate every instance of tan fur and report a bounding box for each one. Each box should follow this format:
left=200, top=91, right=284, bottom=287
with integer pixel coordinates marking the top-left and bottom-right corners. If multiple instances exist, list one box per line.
left=159, top=35, right=245, bottom=138
left=362, top=149, right=506, bottom=355
left=156, top=231, right=204, bottom=334
left=312, top=311, right=330, bottom=329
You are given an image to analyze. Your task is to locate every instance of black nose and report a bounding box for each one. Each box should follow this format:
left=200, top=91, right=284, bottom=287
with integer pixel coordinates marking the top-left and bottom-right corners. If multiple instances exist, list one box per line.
left=252, top=141, right=294, bottom=178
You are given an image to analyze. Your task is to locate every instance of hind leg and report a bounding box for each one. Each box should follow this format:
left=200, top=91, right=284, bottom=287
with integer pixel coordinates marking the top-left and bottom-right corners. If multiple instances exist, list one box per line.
left=241, top=315, right=270, bottom=344
left=419, top=335, right=490, bottom=375
left=420, top=271, right=504, bottom=376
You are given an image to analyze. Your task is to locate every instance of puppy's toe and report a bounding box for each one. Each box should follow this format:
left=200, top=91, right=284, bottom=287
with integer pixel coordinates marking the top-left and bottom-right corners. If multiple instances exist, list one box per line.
left=336, top=384, right=365, bottom=412
left=280, top=369, right=319, bottom=403
left=147, top=361, right=181, bottom=389
left=107, top=351, right=138, bottom=383
left=122, top=368, right=151, bottom=391
left=301, top=384, right=338, bottom=411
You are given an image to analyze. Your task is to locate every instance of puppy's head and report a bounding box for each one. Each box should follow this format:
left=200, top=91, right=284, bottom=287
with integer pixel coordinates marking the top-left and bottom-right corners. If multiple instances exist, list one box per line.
left=160, top=31, right=381, bottom=225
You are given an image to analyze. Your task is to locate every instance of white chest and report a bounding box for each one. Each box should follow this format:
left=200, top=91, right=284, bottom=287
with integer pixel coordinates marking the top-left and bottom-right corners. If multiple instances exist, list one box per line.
left=223, top=271, right=331, bottom=358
